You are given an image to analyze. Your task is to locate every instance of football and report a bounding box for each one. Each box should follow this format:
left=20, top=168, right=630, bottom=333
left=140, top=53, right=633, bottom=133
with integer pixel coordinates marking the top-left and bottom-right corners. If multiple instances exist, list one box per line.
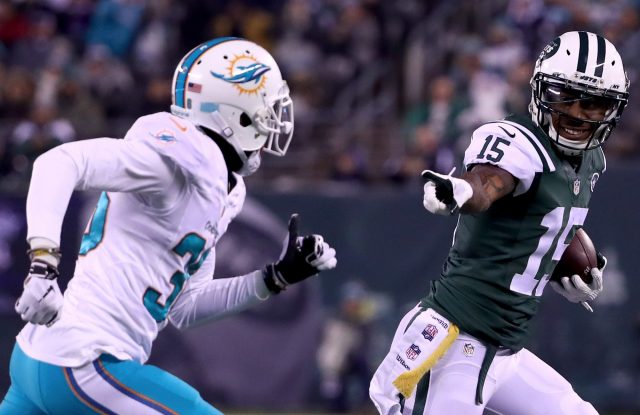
left=550, top=228, right=597, bottom=284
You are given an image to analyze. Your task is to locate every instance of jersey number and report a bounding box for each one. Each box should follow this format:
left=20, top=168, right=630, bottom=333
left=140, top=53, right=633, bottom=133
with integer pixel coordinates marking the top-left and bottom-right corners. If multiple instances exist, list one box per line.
left=79, top=192, right=110, bottom=255
left=510, top=206, right=588, bottom=296
left=476, top=135, right=511, bottom=163
left=143, top=233, right=210, bottom=322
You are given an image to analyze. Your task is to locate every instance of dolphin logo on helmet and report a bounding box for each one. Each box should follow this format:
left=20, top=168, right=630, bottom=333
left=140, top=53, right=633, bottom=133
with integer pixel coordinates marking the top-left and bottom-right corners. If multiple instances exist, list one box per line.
left=211, top=62, right=271, bottom=85
left=170, top=37, right=294, bottom=176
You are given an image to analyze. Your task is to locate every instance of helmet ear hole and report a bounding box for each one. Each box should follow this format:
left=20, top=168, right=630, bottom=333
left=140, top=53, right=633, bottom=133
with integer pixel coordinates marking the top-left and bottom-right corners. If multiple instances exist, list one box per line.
left=239, top=112, right=252, bottom=127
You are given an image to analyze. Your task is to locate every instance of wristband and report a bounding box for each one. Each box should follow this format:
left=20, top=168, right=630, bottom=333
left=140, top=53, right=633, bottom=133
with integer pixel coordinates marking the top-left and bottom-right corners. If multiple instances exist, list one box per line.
left=27, top=247, right=62, bottom=262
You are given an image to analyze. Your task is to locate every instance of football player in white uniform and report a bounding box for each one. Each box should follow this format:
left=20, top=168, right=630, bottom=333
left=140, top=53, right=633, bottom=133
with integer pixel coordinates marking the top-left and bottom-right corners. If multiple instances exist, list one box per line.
left=370, top=32, right=627, bottom=414
left=0, top=37, right=337, bottom=415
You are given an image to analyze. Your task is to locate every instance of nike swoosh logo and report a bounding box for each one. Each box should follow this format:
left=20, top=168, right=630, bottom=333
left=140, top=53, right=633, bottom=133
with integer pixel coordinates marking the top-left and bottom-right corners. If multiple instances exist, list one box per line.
left=498, top=126, right=516, bottom=138
left=169, top=117, right=188, bottom=132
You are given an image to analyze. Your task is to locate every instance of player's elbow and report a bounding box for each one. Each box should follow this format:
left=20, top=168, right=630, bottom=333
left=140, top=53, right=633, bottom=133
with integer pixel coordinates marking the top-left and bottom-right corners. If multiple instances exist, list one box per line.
left=32, top=146, right=60, bottom=173
left=32, top=144, right=78, bottom=181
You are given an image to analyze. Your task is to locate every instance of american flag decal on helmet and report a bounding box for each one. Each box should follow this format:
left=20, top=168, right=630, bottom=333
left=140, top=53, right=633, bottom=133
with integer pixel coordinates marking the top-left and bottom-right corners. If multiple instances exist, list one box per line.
left=187, top=82, right=202, bottom=93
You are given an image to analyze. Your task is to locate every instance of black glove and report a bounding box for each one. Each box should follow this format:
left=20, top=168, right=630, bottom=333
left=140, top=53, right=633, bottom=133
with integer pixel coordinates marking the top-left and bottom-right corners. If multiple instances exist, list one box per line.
left=422, top=171, right=455, bottom=205
left=421, top=169, right=473, bottom=215
left=264, top=214, right=337, bottom=294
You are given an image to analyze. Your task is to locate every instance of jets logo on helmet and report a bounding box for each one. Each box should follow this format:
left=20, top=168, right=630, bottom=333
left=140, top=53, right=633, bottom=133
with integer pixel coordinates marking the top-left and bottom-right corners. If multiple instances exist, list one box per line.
left=538, top=38, right=560, bottom=63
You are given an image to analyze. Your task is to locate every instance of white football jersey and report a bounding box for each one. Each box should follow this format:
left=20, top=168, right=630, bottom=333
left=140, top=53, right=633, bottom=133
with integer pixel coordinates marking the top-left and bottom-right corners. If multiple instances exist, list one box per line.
left=17, top=112, right=247, bottom=367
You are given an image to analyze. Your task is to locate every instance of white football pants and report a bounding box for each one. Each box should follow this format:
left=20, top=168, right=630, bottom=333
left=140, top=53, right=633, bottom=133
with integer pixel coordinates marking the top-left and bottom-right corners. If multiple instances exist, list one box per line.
left=370, top=304, right=598, bottom=415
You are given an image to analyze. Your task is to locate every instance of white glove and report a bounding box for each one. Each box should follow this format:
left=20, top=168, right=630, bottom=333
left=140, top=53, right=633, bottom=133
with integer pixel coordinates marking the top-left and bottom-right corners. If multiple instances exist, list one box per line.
left=15, top=257, right=63, bottom=326
left=550, top=254, right=605, bottom=312
left=422, top=169, right=473, bottom=215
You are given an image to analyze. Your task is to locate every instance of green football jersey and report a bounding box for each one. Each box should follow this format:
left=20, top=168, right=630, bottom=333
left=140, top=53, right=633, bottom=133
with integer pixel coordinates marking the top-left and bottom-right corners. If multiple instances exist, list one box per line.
left=421, top=114, right=605, bottom=351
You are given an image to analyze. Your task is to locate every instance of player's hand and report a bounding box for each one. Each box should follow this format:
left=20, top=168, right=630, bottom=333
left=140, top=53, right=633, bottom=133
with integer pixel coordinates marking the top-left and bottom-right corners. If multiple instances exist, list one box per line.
left=264, top=214, right=337, bottom=294
left=549, top=252, right=605, bottom=311
left=15, top=259, right=63, bottom=325
left=421, top=169, right=473, bottom=215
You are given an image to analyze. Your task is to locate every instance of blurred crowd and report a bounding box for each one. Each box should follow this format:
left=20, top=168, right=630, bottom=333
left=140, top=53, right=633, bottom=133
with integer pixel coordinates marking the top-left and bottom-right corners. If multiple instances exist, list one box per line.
left=1, top=0, right=640, bottom=192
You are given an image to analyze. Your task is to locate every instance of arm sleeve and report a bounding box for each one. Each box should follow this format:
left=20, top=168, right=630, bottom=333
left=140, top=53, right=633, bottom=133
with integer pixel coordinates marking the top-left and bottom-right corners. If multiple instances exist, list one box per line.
left=26, top=138, right=178, bottom=245
left=168, top=269, right=271, bottom=329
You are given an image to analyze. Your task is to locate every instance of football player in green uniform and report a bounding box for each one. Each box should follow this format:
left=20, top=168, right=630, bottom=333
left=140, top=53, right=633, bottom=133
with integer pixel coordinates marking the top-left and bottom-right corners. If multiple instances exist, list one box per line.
left=370, top=31, right=628, bottom=415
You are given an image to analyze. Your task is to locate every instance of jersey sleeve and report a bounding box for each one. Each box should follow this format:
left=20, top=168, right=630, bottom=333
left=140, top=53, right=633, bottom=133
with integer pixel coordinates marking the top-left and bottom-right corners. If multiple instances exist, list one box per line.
left=27, top=112, right=227, bottom=245
left=463, top=121, right=556, bottom=196
left=167, top=250, right=270, bottom=329
left=26, top=137, right=180, bottom=244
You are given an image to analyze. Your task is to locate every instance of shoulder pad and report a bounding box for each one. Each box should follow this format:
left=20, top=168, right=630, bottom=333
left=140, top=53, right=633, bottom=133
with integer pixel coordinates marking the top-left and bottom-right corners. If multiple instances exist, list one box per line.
left=125, top=112, right=226, bottom=189
left=465, top=120, right=556, bottom=195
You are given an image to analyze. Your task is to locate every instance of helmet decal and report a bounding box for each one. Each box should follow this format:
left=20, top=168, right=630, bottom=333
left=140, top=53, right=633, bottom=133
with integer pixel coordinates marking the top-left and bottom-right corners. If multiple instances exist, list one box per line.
left=174, top=37, right=239, bottom=108
left=211, top=55, right=271, bottom=96
left=538, top=37, right=560, bottom=63
left=187, top=82, right=202, bottom=93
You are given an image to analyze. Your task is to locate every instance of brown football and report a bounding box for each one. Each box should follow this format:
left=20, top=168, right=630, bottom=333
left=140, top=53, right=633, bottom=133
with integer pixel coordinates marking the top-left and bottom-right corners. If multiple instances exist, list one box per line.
left=550, top=228, right=597, bottom=284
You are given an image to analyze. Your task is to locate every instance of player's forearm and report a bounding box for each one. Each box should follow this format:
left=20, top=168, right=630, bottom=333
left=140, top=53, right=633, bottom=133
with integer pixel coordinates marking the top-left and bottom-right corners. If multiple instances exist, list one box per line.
left=459, top=165, right=517, bottom=214
left=459, top=172, right=491, bottom=213
left=27, top=147, right=80, bottom=245
left=168, top=270, right=271, bottom=329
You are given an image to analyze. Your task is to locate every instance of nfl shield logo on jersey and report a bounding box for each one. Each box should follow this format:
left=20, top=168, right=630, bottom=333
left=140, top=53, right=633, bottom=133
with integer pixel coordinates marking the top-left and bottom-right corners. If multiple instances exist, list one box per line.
left=406, top=344, right=422, bottom=361
left=573, top=178, right=580, bottom=195
left=421, top=324, right=438, bottom=341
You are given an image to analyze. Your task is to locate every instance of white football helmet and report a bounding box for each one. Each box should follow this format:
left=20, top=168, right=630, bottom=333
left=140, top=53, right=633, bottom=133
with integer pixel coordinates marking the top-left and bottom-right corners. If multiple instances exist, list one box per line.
left=171, top=37, right=294, bottom=175
left=530, top=31, right=629, bottom=155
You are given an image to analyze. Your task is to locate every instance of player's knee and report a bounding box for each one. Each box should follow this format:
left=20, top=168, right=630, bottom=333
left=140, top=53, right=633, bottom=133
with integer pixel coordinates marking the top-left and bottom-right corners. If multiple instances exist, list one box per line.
left=436, top=371, right=487, bottom=404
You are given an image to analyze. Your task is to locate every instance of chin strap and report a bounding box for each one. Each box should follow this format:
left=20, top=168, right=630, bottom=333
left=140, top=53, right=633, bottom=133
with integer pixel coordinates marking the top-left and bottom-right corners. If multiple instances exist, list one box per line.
left=208, top=111, right=235, bottom=139
left=207, top=111, right=257, bottom=172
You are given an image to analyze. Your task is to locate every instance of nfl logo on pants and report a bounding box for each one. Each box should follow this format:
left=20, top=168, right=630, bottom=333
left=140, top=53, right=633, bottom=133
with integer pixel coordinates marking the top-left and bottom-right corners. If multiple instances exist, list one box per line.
left=422, top=324, right=438, bottom=341
left=406, top=344, right=421, bottom=361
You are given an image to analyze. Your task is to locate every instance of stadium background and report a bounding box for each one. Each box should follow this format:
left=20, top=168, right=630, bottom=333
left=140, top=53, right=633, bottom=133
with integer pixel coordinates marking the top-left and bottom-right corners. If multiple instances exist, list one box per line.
left=1, top=0, right=640, bottom=414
